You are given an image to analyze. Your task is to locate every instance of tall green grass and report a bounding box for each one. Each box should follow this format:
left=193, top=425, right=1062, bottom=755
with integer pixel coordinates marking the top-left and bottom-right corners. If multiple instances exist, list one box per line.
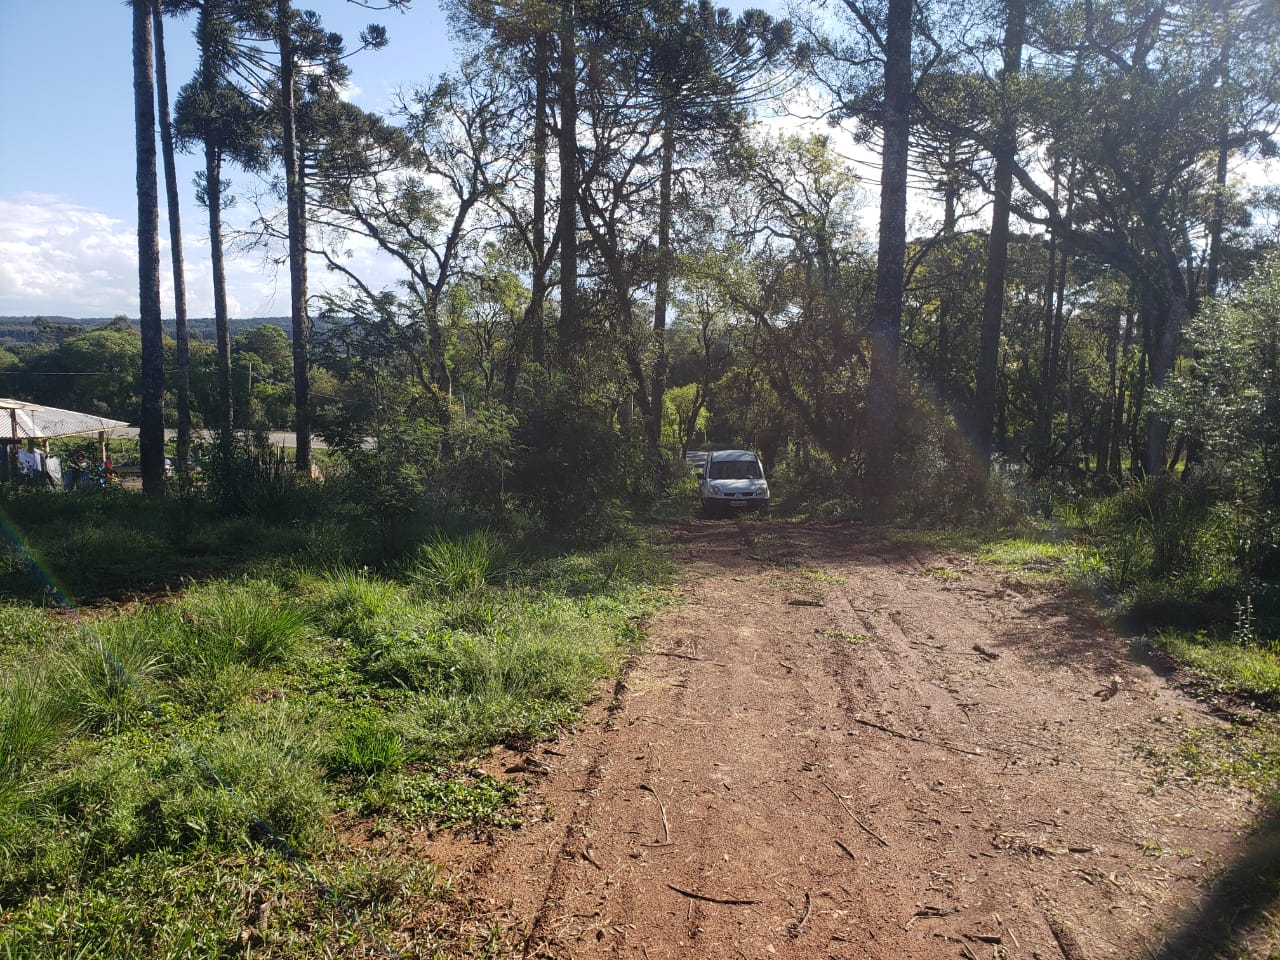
left=58, top=627, right=166, bottom=734
left=1154, top=630, right=1280, bottom=703
left=409, top=530, right=510, bottom=594
left=0, top=664, right=65, bottom=795
left=0, top=518, right=669, bottom=958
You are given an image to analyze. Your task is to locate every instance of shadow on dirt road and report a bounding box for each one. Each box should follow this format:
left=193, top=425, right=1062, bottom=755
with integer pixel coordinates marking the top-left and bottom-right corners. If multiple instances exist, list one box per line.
left=410, top=521, right=1277, bottom=958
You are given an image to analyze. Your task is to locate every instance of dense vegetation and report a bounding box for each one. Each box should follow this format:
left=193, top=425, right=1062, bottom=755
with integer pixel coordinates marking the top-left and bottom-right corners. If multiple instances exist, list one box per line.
left=0, top=485, right=668, bottom=956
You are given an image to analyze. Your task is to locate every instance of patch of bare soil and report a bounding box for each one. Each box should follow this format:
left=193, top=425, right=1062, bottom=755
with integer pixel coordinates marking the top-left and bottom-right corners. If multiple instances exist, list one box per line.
left=408, top=522, right=1279, bottom=959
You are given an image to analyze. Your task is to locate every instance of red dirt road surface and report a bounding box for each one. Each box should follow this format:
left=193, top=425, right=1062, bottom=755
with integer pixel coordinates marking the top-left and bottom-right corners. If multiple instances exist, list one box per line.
left=426, top=522, right=1279, bottom=959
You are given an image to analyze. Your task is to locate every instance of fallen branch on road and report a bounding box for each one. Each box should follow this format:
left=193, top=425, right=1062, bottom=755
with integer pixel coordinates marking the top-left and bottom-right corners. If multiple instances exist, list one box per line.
left=820, top=779, right=890, bottom=847
left=850, top=716, right=991, bottom=759
left=666, top=884, right=759, bottom=906
left=791, top=891, right=812, bottom=937
left=639, top=784, right=670, bottom=843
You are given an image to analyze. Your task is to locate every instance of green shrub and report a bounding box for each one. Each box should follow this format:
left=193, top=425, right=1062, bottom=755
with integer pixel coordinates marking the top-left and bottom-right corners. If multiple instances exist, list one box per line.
left=512, top=385, right=651, bottom=538
left=175, top=581, right=310, bottom=670
left=204, top=440, right=324, bottom=521
left=327, top=718, right=407, bottom=778
left=410, top=531, right=509, bottom=594
left=57, top=627, right=165, bottom=734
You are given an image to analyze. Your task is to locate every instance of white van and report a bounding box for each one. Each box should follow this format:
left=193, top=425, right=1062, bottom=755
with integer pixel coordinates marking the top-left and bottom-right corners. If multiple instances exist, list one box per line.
left=698, top=449, right=770, bottom=518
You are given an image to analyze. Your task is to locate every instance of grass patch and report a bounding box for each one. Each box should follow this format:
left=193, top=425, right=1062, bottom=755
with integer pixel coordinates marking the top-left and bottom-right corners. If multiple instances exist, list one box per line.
left=0, top=845, right=444, bottom=959
left=359, top=769, right=522, bottom=830
left=0, top=502, right=669, bottom=957
left=410, top=530, right=510, bottom=594
left=1142, top=714, right=1280, bottom=802
left=896, top=529, right=1079, bottom=587
left=1153, top=631, right=1280, bottom=704
left=923, top=566, right=964, bottom=581
left=977, top=537, right=1077, bottom=573
left=800, top=569, right=846, bottom=584
left=816, top=628, right=871, bottom=644
left=328, top=716, right=408, bottom=778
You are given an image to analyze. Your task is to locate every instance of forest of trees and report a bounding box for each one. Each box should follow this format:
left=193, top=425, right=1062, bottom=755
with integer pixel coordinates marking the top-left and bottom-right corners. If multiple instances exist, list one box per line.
left=19, top=0, right=1280, bottom=539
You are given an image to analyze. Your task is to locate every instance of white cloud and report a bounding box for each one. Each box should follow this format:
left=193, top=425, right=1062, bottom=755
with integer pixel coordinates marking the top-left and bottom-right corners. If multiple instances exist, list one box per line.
left=1, top=190, right=484, bottom=322
left=0, top=194, right=138, bottom=316
left=0, top=192, right=393, bottom=320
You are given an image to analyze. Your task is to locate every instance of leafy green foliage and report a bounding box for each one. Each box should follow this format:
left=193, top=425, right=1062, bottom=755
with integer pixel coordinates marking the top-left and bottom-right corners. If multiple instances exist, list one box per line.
left=359, top=770, right=520, bottom=829
left=512, top=384, right=651, bottom=538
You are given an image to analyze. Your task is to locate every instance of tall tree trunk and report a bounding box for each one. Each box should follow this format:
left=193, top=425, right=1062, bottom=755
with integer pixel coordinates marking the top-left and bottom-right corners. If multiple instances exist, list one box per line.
left=1205, top=130, right=1230, bottom=300
left=557, top=2, right=579, bottom=362
left=194, top=2, right=234, bottom=462
left=531, top=30, right=550, bottom=369
left=152, top=0, right=189, bottom=477
left=1032, top=164, right=1061, bottom=464
left=972, top=0, right=1024, bottom=469
left=205, top=142, right=234, bottom=461
left=996, top=352, right=1009, bottom=454
left=1047, top=247, right=1069, bottom=429
left=1096, top=301, right=1120, bottom=480
left=134, top=0, right=165, bottom=497
left=934, top=141, right=958, bottom=395
left=1144, top=279, right=1187, bottom=474
left=864, top=0, right=912, bottom=508
left=1034, top=163, right=1073, bottom=473
left=1205, top=16, right=1233, bottom=300
left=503, top=31, right=552, bottom=404
left=648, top=115, right=675, bottom=466
left=1107, top=306, right=1134, bottom=479
left=277, top=0, right=311, bottom=473
left=1064, top=344, right=1075, bottom=467
left=1129, top=319, right=1149, bottom=473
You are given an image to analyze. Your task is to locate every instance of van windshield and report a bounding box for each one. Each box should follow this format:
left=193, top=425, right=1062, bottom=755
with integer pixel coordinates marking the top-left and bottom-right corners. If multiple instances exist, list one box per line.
left=707, top=458, right=762, bottom=480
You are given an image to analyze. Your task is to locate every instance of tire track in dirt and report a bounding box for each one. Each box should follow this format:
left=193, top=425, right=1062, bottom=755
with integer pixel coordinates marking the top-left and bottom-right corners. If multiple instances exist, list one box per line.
left=432, top=522, right=1271, bottom=959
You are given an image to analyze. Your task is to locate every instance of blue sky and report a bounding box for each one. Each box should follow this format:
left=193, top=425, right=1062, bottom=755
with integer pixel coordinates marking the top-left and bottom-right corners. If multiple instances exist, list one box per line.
left=0, top=0, right=800, bottom=321
left=0, top=1, right=458, bottom=319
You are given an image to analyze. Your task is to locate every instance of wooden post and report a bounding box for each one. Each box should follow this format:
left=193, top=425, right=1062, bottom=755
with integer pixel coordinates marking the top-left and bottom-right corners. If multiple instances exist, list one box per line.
left=7, top=410, right=17, bottom=482
left=98, top=431, right=107, bottom=464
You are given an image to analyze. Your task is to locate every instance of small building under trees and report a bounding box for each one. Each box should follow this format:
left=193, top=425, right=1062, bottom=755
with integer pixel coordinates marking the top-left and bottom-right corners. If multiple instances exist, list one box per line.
left=0, top=399, right=128, bottom=486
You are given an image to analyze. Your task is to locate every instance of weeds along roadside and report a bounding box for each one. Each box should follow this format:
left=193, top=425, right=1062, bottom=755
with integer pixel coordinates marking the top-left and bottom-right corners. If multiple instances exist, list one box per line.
left=0, top=492, right=671, bottom=958
left=895, top=474, right=1280, bottom=811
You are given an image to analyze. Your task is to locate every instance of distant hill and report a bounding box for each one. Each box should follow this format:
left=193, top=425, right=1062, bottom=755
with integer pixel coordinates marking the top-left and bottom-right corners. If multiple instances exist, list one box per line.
left=0, top=315, right=296, bottom=345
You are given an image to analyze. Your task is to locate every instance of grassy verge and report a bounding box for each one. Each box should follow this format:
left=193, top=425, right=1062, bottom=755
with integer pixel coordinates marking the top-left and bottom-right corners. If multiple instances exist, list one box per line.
left=1152, top=631, right=1280, bottom=706
left=0, top=498, right=668, bottom=958
left=900, top=522, right=1280, bottom=806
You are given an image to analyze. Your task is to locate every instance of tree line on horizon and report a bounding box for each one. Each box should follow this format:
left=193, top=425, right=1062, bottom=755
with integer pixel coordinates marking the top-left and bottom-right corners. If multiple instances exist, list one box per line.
left=112, top=0, right=1277, bottom=519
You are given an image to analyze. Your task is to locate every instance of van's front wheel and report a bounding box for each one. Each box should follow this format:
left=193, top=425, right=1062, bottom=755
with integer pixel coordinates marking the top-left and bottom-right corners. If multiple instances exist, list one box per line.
left=700, top=499, right=723, bottom=520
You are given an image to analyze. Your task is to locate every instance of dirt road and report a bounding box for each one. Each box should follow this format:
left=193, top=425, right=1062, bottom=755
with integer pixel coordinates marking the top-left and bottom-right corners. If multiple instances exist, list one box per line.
left=429, top=522, right=1277, bottom=959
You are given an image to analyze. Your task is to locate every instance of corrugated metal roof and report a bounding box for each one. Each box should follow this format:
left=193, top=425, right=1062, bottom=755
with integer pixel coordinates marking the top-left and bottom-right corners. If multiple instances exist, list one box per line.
left=0, top=399, right=128, bottom=440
